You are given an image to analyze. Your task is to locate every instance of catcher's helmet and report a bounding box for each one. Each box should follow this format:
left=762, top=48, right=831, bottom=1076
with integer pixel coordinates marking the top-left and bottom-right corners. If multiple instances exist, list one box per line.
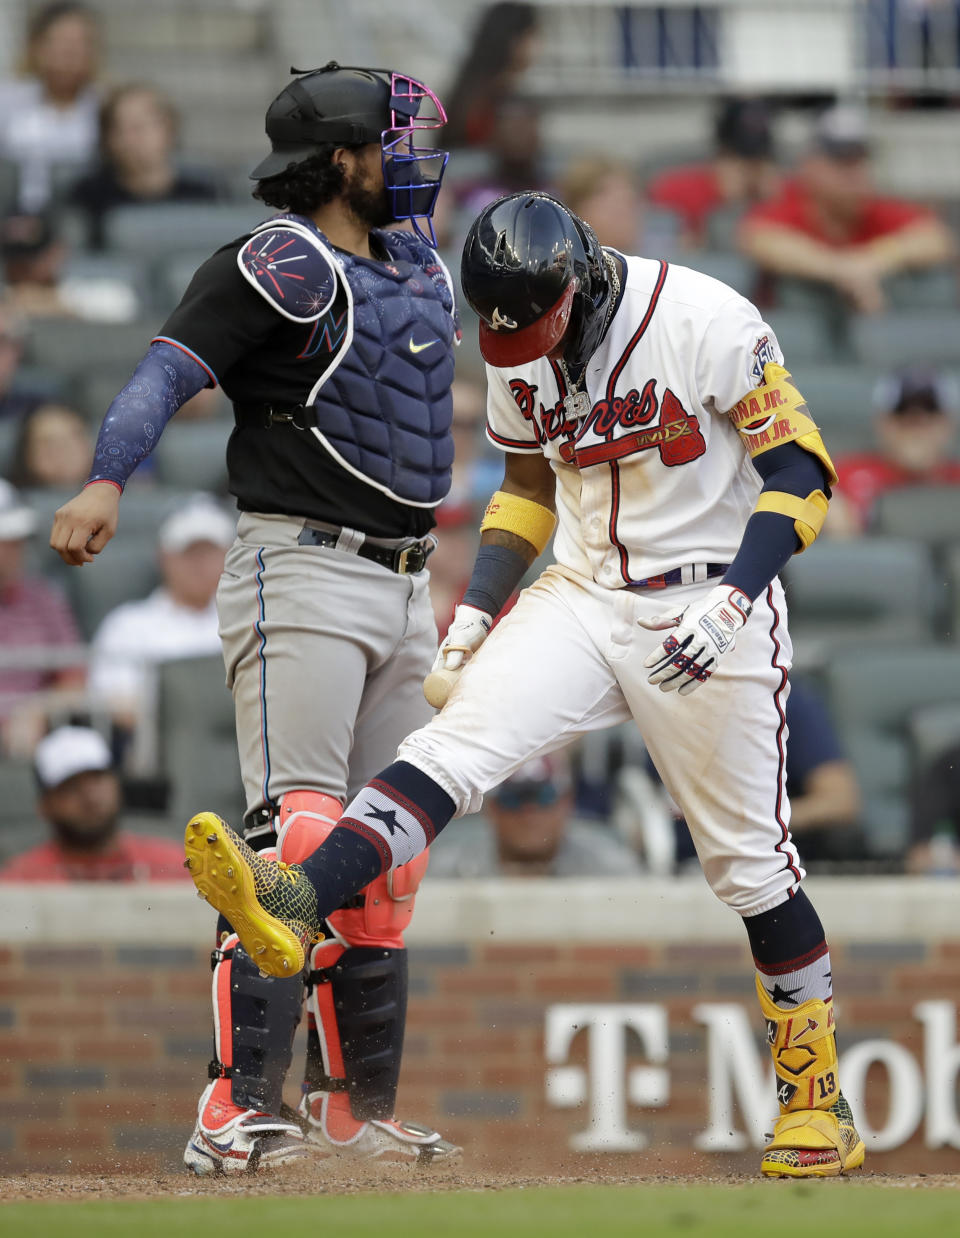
left=251, top=61, right=449, bottom=245
left=460, top=191, right=613, bottom=369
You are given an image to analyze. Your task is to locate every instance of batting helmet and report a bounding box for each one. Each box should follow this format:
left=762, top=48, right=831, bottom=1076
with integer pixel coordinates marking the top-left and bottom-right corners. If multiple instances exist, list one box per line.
left=251, top=61, right=449, bottom=245
left=460, top=191, right=613, bottom=369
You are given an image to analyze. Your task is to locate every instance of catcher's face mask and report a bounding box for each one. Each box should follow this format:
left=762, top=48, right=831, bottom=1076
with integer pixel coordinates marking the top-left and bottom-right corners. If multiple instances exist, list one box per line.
left=380, top=71, right=448, bottom=247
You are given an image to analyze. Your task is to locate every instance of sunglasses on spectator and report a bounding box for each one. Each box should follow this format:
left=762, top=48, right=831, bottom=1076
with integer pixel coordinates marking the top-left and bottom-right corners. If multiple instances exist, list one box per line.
left=492, top=782, right=561, bottom=810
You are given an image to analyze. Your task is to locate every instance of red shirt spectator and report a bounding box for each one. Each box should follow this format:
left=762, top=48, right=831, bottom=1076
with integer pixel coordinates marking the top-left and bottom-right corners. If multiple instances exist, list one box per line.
left=646, top=98, right=780, bottom=248
left=0, top=725, right=190, bottom=883
left=743, top=179, right=933, bottom=247
left=0, top=482, right=85, bottom=748
left=739, top=105, right=956, bottom=315
left=0, top=833, right=188, bottom=882
left=831, top=368, right=960, bottom=533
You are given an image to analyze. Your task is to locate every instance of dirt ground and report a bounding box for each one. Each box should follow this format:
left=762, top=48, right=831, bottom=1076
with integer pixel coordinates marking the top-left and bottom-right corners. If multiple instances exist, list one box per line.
left=0, top=1165, right=957, bottom=1203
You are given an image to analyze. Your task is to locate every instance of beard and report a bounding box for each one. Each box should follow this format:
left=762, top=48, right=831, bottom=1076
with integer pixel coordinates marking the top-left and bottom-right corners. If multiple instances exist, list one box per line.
left=343, top=168, right=395, bottom=230
left=51, top=815, right=118, bottom=852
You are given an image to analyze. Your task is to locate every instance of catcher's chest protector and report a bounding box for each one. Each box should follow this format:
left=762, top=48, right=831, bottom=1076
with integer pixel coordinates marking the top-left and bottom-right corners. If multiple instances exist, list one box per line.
left=252, top=214, right=457, bottom=507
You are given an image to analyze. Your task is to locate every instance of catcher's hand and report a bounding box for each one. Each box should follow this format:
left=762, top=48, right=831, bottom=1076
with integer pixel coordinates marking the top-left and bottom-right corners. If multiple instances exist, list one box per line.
left=50, top=482, right=120, bottom=566
left=638, top=584, right=752, bottom=696
left=423, top=604, right=492, bottom=707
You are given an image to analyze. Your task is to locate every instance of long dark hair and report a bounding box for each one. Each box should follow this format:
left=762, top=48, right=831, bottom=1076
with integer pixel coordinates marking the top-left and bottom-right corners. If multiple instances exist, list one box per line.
left=253, top=145, right=359, bottom=214
left=444, top=2, right=538, bottom=148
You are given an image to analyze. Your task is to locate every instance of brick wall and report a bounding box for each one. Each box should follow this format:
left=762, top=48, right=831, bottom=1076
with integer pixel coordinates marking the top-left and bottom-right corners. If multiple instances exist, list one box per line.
left=3, top=890, right=960, bottom=1176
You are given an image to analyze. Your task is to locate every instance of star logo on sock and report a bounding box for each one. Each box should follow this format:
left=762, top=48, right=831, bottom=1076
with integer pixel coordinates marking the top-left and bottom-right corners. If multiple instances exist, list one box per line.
left=766, top=982, right=803, bottom=1006
left=365, top=805, right=408, bottom=837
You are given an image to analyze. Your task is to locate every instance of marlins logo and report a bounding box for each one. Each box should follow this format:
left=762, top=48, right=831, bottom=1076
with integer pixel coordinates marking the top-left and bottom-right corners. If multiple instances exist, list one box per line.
left=490, top=307, right=518, bottom=331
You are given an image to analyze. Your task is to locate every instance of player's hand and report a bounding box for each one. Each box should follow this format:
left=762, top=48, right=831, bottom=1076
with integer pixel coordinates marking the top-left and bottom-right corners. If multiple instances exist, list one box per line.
left=50, top=482, right=120, bottom=566
left=423, top=604, right=493, bottom=708
left=638, top=585, right=752, bottom=696
left=432, top=604, right=493, bottom=674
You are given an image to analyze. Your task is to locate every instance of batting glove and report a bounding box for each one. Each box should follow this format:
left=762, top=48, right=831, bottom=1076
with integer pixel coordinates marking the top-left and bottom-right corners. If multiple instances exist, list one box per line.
left=432, top=604, right=493, bottom=674
left=638, top=585, right=753, bottom=696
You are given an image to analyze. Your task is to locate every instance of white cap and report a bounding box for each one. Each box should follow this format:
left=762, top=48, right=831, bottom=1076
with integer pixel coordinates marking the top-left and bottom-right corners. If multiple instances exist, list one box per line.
left=158, top=498, right=234, bottom=553
left=34, top=726, right=113, bottom=791
left=0, top=479, right=37, bottom=541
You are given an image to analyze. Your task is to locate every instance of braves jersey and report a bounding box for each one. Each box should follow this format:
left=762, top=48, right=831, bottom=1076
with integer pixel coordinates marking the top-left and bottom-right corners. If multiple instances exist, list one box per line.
left=485, top=255, right=784, bottom=584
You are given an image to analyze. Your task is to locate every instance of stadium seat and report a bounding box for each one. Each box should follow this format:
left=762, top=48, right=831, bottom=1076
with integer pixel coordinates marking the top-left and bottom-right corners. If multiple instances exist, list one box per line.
left=871, top=484, right=960, bottom=547
left=64, top=541, right=161, bottom=642
left=152, top=249, right=215, bottom=315
left=782, top=537, right=939, bottom=669
left=765, top=309, right=840, bottom=364
left=103, top=202, right=264, bottom=258
left=785, top=363, right=877, bottom=456
left=908, top=700, right=960, bottom=771
left=0, top=760, right=44, bottom=863
left=826, top=645, right=960, bottom=857
left=884, top=267, right=959, bottom=311
left=0, top=417, right=17, bottom=477
left=851, top=311, right=960, bottom=368
left=157, top=655, right=244, bottom=828
left=152, top=421, right=231, bottom=492
left=23, top=319, right=154, bottom=381
left=945, top=544, right=960, bottom=641
left=684, top=251, right=755, bottom=297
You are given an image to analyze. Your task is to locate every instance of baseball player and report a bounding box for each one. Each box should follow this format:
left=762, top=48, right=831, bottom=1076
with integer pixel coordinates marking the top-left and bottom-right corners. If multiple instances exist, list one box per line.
left=50, top=63, right=461, bottom=1174
left=184, top=190, right=865, bottom=1178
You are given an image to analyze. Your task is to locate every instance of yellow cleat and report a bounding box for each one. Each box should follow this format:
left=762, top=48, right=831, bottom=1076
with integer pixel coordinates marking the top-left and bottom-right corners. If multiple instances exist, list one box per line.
left=761, top=1095, right=866, bottom=1178
left=184, top=812, right=321, bottom=978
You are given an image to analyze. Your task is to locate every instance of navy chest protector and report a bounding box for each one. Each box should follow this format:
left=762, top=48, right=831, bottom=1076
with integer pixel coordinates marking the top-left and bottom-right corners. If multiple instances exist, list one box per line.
left=239, top=213, right=457, bottom=508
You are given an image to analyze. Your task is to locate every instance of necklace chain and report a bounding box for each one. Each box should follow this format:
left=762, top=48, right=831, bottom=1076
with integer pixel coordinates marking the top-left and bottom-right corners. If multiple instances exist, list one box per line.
left=558, top=251, right=621, bottom=403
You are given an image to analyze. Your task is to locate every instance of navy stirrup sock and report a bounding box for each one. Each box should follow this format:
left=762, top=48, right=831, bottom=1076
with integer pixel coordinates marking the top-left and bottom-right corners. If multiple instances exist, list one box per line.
left=745, top=888, right=833, bottom=1008
left=298, top=761, right=455, bottom=918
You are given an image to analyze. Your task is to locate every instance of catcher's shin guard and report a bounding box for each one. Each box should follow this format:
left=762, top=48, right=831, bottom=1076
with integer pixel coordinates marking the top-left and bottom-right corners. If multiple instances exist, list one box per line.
left=184, top=931, right=307, bottom=1175
left=757, top=976, right=865, bottom=1178
left=298, top=939, right=459, bottom=1161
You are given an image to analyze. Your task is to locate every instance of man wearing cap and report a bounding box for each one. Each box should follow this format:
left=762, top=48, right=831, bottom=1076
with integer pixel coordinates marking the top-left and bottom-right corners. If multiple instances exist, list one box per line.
left=739, top=104, right=956, bottom=315
left=429, top=750, right=642, bottom=878
left=830, top=367, right=960, bottom=534
left=0, top=725, right=187, bottom=882
left=647, top=96, right=782, bottom=249
left=0, top=479, right=84, bottom=755
left=49, top=63, right=459, bottom=1173
left=87, top=496, right=233, bottom=730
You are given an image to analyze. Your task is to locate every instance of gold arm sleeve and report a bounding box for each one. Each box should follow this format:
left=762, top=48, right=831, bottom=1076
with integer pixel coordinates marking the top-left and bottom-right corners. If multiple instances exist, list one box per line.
left=730, top=362, right=838, bottom=487
left=480, top=489, right=557, bottom=555
left=755, top=489, right=830, bottom=552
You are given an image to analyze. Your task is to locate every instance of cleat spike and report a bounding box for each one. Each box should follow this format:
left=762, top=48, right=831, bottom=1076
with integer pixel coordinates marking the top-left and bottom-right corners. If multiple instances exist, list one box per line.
left=207, top=833, right=218, bottom=843
left=281, top=959, right=290, bottom=971
left=183, top=858, right=192, bottom=869
left=226, top=867, right=234, bottom=878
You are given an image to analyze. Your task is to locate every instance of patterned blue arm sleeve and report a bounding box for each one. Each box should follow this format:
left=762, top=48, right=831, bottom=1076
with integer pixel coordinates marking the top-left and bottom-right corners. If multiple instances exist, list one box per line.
left=87, top=341, right=213, bottom=489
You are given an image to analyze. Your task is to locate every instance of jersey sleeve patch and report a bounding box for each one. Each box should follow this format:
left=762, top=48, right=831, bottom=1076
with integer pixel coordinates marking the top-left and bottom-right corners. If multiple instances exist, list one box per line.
left=237, top=225, right=338, bottom=323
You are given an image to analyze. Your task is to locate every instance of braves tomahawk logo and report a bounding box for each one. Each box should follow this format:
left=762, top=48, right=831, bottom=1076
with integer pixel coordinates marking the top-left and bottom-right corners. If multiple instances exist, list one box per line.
left=491, top=307, right=518, bottom=331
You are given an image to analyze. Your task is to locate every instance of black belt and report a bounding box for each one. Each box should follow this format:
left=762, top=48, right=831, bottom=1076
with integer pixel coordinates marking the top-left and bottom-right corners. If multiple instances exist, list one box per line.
left=628, top=563, right=730, bottom=589
left=297, top=526, right=435, bottom=574
left=236, top=403, right=319, bottom=430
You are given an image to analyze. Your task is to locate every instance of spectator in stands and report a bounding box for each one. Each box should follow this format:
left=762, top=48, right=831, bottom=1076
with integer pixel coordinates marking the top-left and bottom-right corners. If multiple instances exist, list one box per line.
left=0, top=210, right=139, bottom=322
left=429, top=750, right=643, bottom=877
left=739, top=104, right=957, bottom=315
left=87, top=496, right=233, bottom=731
left=647, top=96, right=780, bottom=250
left=907, top=741, right=960, bottom=876
left=453, top=95, right=549, bottom=220
left=0, top=2, right=101, bottom=212
left=559, top=155, right=644, bottom=254
left=0, top=725, right=188, bottom=881
left=0, top=301, right=49, bottom=422
left=0, top=479, right=84, bottom=755
left=68, top=83, right=220, bottom=250
left=829, top=367, right=960, bottom=535
left=7, top=400, right=92, bottom=489
left=443, top=2, right=540, bottom=150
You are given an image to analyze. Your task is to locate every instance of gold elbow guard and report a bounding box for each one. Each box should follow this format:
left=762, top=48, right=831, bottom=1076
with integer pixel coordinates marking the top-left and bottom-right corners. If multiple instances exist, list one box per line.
left=755, top=489, right=829, bottom=552
left=731, top=363, right=838, bottom=487
left=480, top=490, right=557, bottom=554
